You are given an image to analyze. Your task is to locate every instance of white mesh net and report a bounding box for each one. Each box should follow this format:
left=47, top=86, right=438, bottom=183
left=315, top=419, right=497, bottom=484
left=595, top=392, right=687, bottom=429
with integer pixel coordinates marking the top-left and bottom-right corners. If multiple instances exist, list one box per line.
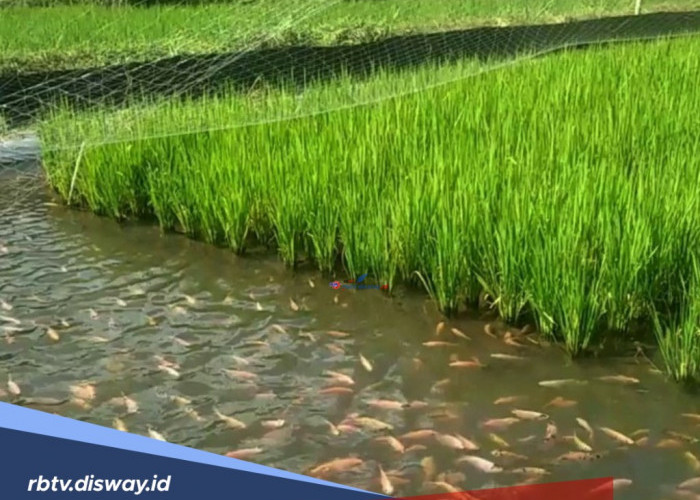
left=1, top=0, right=699, bottom=193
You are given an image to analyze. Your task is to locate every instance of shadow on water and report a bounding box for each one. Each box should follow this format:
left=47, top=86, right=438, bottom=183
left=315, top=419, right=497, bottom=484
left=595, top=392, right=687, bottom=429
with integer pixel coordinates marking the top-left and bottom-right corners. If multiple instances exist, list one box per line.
left=1, top=10, right=699, bottom=127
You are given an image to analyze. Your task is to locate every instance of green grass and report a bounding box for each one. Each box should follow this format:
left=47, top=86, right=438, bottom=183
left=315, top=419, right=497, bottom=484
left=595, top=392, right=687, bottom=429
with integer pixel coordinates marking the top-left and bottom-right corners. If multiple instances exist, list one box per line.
left=2, top=0, right=699, bottom=73
left=40, top=36, right=700, bottom=381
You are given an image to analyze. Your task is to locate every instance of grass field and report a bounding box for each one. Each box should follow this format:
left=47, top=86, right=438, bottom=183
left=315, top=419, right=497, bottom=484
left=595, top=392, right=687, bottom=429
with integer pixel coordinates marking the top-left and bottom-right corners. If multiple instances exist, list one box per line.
left=2, top=0, right=699, bottom=73
left=40, top=36, right=700, bottom=380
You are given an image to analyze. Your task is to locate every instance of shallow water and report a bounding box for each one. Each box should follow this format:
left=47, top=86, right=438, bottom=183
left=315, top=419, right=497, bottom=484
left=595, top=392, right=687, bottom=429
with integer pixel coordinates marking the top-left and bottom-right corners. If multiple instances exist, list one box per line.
left=1, top=158, right=700, bottom=500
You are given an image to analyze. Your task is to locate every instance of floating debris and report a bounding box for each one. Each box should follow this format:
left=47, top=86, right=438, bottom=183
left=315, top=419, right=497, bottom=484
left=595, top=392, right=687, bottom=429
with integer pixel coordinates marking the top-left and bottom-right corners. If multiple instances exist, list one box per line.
left=684, top=452, right=700, bottom=473
left=289, top=298, right=300, bottom=312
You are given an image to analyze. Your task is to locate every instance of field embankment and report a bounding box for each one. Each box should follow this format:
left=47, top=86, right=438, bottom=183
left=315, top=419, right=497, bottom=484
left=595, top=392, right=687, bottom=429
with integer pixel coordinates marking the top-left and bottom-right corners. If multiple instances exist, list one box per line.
left=40, top=37, right=700, bottom=380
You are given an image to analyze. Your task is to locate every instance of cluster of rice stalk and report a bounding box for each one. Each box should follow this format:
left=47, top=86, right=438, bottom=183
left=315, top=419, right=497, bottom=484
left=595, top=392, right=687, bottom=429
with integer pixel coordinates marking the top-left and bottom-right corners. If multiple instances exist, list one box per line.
left=40, top=36, right=700, bottom=380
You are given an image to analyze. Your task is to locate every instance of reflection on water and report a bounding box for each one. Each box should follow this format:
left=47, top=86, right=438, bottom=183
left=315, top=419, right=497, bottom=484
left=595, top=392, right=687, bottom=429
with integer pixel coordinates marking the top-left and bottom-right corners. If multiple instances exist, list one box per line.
left=1, top=169, right=700, bottom=500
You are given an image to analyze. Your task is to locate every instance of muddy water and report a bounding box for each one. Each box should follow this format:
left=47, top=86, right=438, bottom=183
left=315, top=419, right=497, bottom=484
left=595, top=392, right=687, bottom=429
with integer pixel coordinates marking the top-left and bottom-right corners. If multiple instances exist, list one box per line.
left=1, top=154, right=700, bottom=500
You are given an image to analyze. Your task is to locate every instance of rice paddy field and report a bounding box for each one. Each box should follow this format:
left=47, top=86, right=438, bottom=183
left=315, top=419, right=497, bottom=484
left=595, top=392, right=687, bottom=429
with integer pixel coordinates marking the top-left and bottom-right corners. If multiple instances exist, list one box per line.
left=2, top=0, right=699, bottom=73
left=38, top=35, right=700, bottom=383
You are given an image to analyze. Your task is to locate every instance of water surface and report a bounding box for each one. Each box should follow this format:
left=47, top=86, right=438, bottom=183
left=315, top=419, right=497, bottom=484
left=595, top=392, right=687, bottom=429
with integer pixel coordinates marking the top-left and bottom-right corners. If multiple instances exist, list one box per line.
left=1, top=160, right=699, bottom=500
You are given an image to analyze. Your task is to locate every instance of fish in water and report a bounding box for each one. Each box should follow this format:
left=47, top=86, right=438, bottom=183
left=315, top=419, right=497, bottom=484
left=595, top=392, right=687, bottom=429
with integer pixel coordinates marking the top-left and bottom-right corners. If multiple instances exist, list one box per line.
left=319, top=386, right=353, bottom=396
left=147, top=427, right=166, bottom=442
left=450, top=328, right=471, bottom=340
left=378, top=466, right=394, bottom=495
left=359, top=354, right=373, bottom=372
left=7, top=375, right=21, bottom=396
left=493, top=395, right=526, bottom=405
left=113, top=418, right=128, bottom=432
left=456, top=455, right=503, bottom=473
left=597, top=375, right=640, bottom=385
left=348, top=416, right=393, bottom=431
left=213, top=408, right=246, bottom=430
left=481, top=417, right=520, bottom=430
left=450, top=358, right=484, bottom=368
left=484, top=323, right=498, bottom=338
left=423, top=341, right=458, bottom=348
left=487, top=433, right=510, bottom=448
left=435, top=321, right=446, bottom=336
left=367, top=399, right=405, bottom=410
left=373, top=436, right=405, bottom=453
left=491, top=353, right=527, bottom=361
left=308, top=457, right=364, bottom=478
left=538, top=379, right=588, bottom=388
left=436, top=433, right=467, bottom=450
left=512, top=409, right=549, bottom=421
left=401, top=429, right=438, bottom=442
left=571, top=432, right=593, bottom=452
left=599, top=427, right=635, bottom=445
left=323, top=370, right=355, bottom=386
left=121, top=393, right=139, bottom=414
left=46, top=327, right=60, bottom=341
left=226, top=447, right=263, bottom=460
left=576, top=417, right=595, bottom=441
left=70, top=383, right=96, bottom=401
left=544, top=396, right=578, bottom=408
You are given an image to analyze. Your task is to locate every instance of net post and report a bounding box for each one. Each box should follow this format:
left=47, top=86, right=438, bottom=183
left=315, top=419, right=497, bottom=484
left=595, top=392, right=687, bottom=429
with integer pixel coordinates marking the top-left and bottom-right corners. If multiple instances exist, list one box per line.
left=635, top=0, right=642, bottom=15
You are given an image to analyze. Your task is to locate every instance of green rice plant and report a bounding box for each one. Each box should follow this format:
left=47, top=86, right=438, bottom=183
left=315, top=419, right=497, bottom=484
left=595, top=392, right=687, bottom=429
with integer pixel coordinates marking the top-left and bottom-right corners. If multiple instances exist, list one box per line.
left=6, top=0, right=698, bottom=73
left=40, top=36, right=700, bottom=366
left=651, top=256, right=700, bottom=383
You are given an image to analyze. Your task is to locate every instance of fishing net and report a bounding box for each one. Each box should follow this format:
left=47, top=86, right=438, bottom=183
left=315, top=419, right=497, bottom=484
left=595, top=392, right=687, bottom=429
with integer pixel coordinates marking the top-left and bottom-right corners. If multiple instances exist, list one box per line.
left=0, top=0, right=699, bottom=164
